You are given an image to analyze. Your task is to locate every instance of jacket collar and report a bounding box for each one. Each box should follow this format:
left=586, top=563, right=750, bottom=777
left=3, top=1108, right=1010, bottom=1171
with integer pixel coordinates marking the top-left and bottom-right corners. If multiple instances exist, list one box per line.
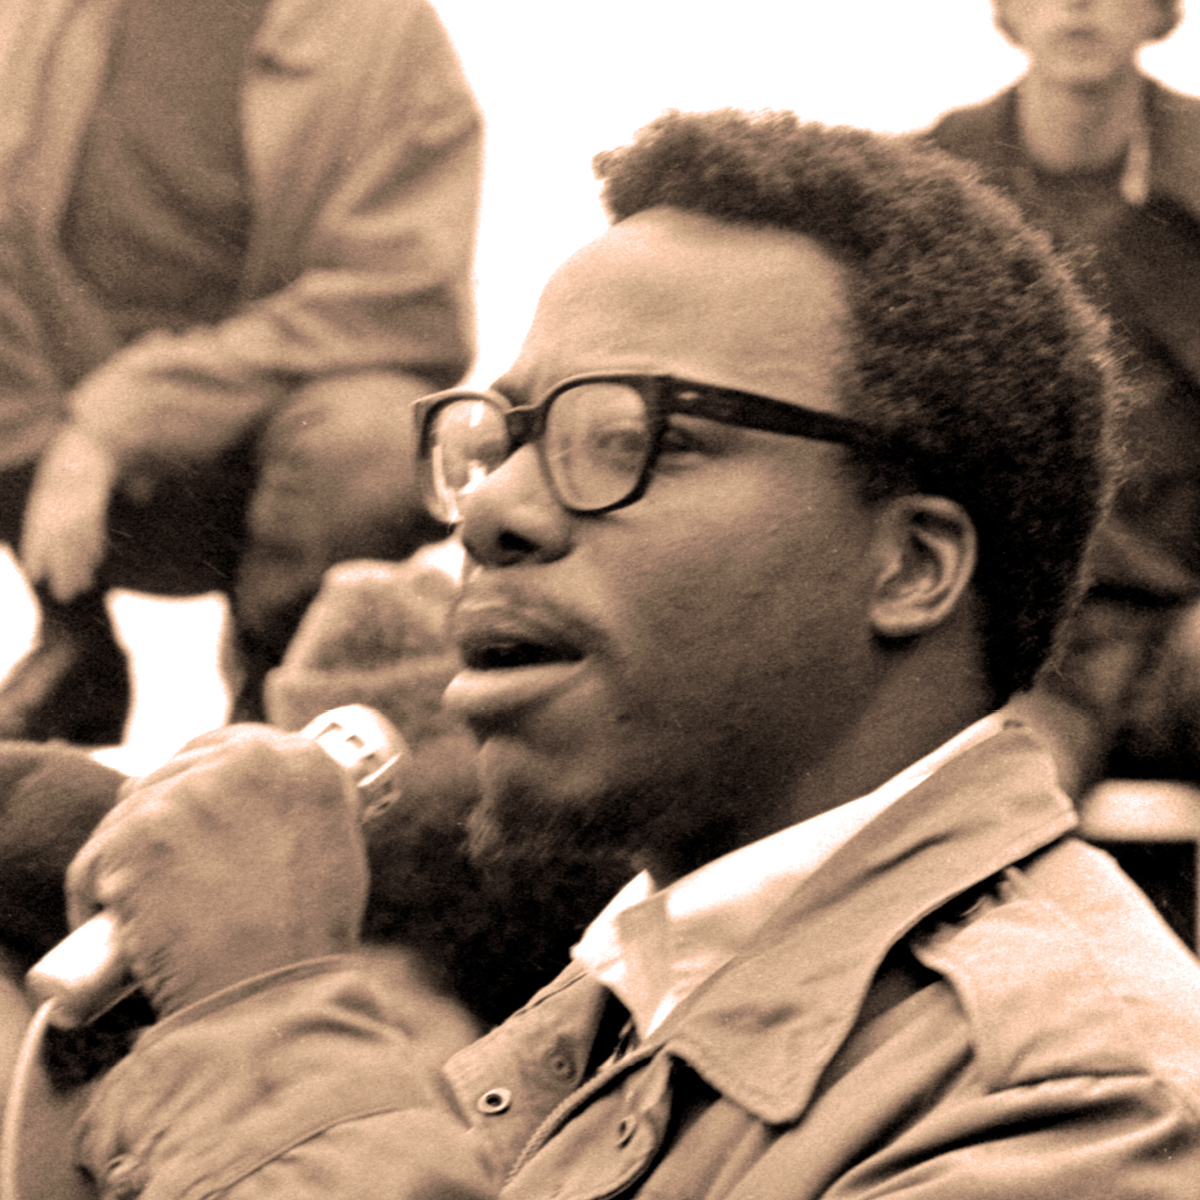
left=650, top=720, right=1075, bottom=1123
left=1143, top=77, right=1200, bottom=227
left=932, top=76, right=1200, bottom=227
left=447, top=722, right=1075, bottom=1132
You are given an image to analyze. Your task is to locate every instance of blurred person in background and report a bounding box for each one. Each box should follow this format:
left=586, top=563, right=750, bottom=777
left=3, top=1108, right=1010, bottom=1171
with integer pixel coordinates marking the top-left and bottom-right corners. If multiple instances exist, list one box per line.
left=0, top=0, right=481, bottom=746
left=928, top=0, right=1200, bottom=794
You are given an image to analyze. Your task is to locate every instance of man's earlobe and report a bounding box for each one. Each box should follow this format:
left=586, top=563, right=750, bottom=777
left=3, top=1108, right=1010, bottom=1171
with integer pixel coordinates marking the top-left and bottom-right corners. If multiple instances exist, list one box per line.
left=870, top=495, right=977, bottom=639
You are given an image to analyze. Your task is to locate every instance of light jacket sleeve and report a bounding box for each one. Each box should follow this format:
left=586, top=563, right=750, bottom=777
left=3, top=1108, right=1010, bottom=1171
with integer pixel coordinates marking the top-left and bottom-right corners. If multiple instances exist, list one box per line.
left=75, top=956, right=493, bottom=1200
left=67, top=0, right=481, bottom=472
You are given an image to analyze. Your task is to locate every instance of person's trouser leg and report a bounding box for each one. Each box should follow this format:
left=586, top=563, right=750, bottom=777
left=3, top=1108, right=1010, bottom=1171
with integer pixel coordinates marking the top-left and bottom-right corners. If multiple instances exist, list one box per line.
left=0, top=583, right=130, bottom=746
left=231, top=371, right=448, bottom=722
left=0, top=443, right=253, bottom=745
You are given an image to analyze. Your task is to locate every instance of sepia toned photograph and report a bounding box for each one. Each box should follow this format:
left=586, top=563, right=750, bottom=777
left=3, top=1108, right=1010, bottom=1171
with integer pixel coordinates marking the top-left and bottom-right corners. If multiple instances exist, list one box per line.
left=0, top=3, right=1198, bottom=1197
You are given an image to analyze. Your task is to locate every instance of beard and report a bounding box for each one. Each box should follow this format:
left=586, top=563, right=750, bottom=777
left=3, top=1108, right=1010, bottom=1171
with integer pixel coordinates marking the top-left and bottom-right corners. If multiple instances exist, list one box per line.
left=464, top=757, right=760, bottom=887
left=465, top=773, right=642, bottom=869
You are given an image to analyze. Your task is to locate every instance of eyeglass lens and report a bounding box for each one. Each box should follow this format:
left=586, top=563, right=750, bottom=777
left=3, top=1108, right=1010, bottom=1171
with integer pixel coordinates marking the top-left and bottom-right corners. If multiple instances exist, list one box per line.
left=546, top=383, right=649, bottom=510
left=428, top=381, right=654, bottom=519
left=427, top=398, right=510, bottom=523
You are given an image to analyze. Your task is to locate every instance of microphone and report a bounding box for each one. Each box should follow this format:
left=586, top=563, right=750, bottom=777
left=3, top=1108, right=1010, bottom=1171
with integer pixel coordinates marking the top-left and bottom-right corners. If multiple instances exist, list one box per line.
left=24, top=705, right=408, bottom=1030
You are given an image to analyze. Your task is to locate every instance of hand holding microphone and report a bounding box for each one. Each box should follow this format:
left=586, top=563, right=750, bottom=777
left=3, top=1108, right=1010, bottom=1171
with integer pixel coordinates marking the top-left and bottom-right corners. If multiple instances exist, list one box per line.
left=28, top=707, right=407, bottom=1028
left=0, top=709, right=408, bottom=1200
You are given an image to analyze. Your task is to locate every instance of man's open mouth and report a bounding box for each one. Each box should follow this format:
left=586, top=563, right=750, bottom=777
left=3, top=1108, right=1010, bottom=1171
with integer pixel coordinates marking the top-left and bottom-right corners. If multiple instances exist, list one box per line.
left=448, top=600, right=593, bottom=721
left=446, top=622, right=590, bottom=720
left=460, top=635, right=584, bottom=672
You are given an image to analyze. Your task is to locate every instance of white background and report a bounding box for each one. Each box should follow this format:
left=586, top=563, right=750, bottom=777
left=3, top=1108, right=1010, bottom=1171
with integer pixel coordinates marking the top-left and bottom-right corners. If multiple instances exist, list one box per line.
left=2, top=0, right=1197, bottom=772
left=435, top=0, right=1200, bottom=387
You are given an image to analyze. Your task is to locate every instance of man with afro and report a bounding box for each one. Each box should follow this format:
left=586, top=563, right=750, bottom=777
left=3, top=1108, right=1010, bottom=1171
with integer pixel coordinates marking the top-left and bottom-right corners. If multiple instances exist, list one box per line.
left=32, top=110, right=1200, bottom=1199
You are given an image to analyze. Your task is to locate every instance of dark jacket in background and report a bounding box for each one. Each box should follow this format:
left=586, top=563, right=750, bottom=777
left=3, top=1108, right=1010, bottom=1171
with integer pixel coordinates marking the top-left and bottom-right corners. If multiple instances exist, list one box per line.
left=929, top=78, right=1200, bottom=785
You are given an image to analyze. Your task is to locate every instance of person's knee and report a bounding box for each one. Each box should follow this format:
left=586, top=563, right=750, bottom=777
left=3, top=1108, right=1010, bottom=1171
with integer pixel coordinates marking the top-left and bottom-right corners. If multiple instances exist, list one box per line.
left=241, top=372, right=447, bottom=628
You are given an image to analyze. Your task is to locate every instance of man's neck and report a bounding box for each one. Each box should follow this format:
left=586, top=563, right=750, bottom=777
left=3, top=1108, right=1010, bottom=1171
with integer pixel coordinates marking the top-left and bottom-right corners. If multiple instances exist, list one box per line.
left=640, top=699, right=996, bottom=886
left=637, top=701, right=1001, bottom=891
left=1017, top=67, right=1144, bottom=173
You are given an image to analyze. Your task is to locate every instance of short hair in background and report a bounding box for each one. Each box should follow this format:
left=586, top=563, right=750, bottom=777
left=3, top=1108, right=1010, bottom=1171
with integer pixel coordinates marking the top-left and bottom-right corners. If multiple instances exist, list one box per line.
left=594, top=109, right=1124, bottom=702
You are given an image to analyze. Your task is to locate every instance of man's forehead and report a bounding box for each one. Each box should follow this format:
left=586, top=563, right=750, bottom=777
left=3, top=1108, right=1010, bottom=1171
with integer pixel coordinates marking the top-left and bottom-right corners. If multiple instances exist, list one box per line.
left=495, top=208, right=851, bottom=410
left=542, top=209, right=841, bottom=307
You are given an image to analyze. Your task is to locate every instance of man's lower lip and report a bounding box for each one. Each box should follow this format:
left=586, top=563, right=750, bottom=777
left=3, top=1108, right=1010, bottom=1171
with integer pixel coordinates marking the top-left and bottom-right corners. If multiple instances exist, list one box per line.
left=442, top=662, right=587, bottom=717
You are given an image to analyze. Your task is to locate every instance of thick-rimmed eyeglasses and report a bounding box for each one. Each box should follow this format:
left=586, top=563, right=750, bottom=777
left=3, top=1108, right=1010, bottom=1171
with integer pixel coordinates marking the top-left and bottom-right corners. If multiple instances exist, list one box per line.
left=414, top=372, right=891, bottom=523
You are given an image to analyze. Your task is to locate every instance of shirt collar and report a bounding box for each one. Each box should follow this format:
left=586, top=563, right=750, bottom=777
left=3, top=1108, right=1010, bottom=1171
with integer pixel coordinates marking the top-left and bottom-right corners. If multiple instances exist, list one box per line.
left=572, top=712, right=1009, bottom=1038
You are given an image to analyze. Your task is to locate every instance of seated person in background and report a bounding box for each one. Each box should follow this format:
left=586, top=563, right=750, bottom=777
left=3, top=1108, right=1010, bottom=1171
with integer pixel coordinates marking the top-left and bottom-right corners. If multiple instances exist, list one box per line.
left=23, top=110, right=1200, bottom=1198
left=0, top=0, right=481, bottom=745
left=927, top=0, right=1200, bottom=793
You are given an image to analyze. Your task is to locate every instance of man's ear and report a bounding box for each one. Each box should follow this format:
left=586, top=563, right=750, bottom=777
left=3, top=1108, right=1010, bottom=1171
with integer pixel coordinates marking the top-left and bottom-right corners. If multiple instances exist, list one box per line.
left=869, top=494, right=977, bottom=639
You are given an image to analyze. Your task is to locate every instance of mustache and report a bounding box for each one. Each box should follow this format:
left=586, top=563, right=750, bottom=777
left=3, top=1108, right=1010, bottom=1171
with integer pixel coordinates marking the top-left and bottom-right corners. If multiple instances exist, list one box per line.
left=448, top=582, right=606, bottom=661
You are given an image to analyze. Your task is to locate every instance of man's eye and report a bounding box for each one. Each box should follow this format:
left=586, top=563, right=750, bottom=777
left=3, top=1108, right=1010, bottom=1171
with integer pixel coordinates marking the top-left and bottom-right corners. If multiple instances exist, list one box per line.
left=660, top=427, right=698, bottom=454
left=586, top=423, right=650, bottom=471
left=659, top=417, right=716, bottom=456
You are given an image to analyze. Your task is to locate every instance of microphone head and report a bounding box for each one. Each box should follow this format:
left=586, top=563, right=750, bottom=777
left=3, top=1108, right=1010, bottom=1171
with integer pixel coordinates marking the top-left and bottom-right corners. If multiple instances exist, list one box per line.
left=300, top=704, right=409, bottom=822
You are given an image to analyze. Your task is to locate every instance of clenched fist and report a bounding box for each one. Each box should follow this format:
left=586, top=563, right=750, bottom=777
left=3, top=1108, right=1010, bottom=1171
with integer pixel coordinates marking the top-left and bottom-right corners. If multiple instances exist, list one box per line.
left=64, top=724, right=368, bottom=1020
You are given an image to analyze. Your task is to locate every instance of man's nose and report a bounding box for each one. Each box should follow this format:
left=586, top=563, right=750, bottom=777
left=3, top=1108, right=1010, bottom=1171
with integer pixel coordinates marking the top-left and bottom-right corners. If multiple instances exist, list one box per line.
left=457, top=443, right=574, bottom=567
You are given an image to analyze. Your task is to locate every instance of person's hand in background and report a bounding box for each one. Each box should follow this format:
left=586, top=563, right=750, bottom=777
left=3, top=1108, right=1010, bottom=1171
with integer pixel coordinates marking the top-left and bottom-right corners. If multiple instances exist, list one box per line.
left=19, top=426, right=118, bottom=602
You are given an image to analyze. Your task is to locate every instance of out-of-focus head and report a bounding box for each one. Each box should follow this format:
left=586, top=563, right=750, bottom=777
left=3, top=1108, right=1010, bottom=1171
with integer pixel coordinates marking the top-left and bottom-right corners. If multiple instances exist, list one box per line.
left=993, top=0, right=1180, bottom=83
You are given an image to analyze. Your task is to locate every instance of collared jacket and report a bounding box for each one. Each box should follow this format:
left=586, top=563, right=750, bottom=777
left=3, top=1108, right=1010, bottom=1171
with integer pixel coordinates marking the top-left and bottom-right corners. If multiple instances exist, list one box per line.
left=0, top=0, right=480, bottom=472
left=71, top=723, right=1200, bottom=1197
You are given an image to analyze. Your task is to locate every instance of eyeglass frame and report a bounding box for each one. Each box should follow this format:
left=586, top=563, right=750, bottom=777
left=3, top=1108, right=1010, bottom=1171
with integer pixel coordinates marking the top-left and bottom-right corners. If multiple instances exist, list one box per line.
left=413, top=371, right=900, bottom=519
